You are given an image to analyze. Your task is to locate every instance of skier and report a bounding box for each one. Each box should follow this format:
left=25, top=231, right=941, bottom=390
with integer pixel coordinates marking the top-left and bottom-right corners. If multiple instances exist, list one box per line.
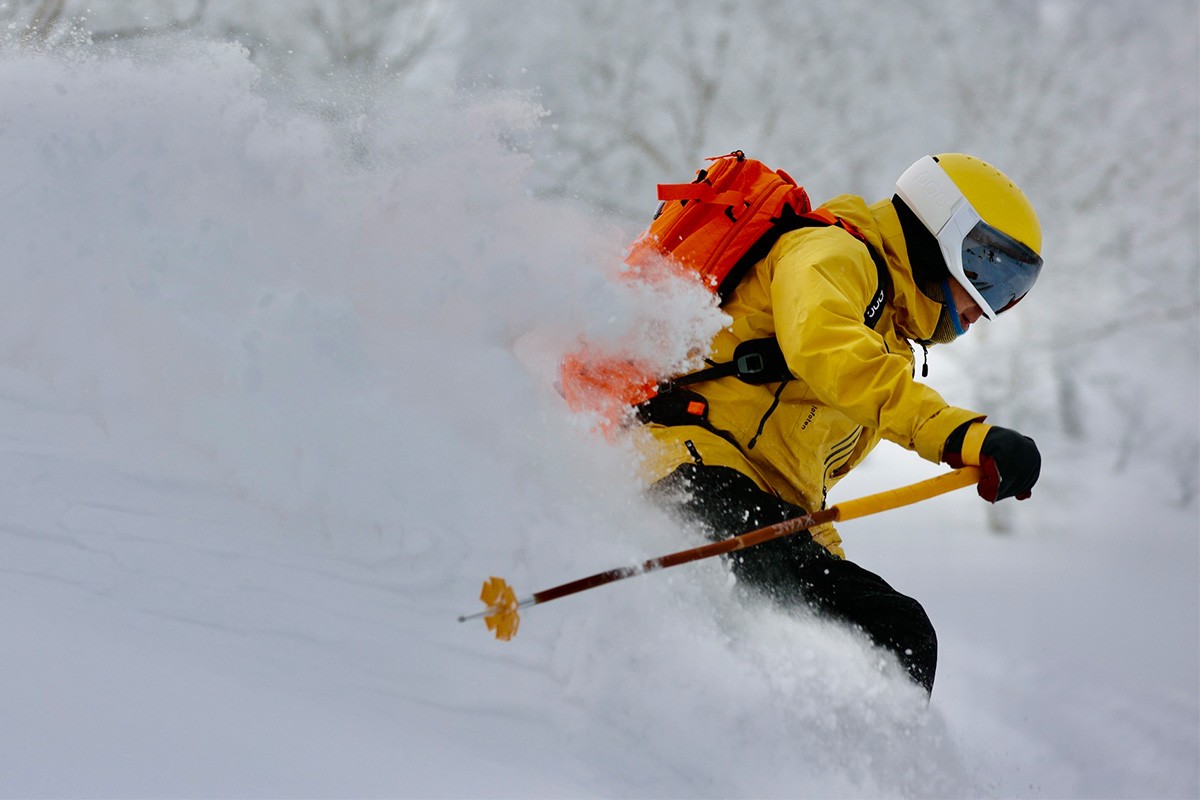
left=638, top=153, right=1043, bottom=694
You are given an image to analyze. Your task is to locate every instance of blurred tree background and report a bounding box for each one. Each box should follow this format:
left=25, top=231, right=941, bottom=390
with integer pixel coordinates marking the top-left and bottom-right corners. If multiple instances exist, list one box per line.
left=5, top=0, right=1198, bottom=511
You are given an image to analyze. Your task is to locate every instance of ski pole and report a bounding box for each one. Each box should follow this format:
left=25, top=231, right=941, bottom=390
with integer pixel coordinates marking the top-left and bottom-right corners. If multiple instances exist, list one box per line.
left=459, top=466, right=981, bottom=640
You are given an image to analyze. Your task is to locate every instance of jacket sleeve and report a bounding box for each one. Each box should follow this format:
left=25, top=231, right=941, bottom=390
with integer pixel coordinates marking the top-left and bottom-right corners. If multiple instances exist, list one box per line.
left=768, top=228, right=982, bottom=463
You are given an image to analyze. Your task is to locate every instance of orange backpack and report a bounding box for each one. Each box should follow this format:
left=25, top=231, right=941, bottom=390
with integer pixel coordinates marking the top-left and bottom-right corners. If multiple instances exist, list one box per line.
left=561, top=151, right=886, bottom=430
left=626, top=150, right=836, bottom=299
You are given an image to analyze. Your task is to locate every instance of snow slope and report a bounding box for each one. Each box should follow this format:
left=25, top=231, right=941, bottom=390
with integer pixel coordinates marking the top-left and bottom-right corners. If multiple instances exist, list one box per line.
left=0, top=43, right=1196, bottom=798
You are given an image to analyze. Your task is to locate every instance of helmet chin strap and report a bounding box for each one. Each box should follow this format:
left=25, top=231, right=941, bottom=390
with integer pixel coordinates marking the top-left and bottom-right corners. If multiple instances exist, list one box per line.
left=941, top=278, right=966, bottom=336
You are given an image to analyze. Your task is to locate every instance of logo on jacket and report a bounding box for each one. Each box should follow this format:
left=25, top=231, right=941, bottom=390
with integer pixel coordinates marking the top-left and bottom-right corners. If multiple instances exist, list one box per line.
left=864, top=287, right=886, bottom=327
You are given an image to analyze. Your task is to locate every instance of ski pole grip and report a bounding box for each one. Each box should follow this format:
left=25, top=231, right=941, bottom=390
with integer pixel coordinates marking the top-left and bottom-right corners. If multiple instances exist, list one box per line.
left=835, top=467, right=982, bottom=522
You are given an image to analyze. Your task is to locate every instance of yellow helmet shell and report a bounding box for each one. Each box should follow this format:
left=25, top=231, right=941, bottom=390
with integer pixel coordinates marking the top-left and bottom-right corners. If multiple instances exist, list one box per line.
left=934, top=153, right=1042, bottom=256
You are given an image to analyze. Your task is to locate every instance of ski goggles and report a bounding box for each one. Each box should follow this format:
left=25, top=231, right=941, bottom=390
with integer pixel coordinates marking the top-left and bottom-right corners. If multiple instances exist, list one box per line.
left=937, top=199, right=1043, bottom=318
left=897, top=155, right=1042, bottom=320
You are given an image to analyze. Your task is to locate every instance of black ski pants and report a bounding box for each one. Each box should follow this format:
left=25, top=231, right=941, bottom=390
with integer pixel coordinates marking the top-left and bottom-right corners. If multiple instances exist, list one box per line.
left=650, top=463, right=938, bottom=694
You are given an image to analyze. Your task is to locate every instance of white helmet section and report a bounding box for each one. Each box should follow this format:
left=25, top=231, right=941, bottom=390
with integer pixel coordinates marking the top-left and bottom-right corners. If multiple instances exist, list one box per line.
left=895, top=155, right=996, bottom=320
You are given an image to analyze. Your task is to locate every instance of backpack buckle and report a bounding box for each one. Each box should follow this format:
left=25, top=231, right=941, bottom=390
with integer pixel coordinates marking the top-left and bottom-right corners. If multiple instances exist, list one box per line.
left=736, top=352, right=765, bottom=376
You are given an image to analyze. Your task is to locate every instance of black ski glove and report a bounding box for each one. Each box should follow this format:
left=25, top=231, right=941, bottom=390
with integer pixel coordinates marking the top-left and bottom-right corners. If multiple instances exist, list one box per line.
left=944, top=422, right=1041, bottom=503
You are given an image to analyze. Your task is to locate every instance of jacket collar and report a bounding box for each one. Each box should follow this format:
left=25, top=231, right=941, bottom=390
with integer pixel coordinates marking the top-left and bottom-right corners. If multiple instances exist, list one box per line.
left=820, top=195, right=944, bottom=342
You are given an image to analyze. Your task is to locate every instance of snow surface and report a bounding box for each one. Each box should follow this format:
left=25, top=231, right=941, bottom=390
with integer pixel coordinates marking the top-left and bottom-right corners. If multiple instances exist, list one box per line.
left=0, top=43, right=1196, bottom=798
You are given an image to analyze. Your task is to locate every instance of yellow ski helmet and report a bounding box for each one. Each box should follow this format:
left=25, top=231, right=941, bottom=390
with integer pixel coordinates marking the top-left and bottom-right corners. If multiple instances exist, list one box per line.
left=895, top=153, right=1042, bottom=319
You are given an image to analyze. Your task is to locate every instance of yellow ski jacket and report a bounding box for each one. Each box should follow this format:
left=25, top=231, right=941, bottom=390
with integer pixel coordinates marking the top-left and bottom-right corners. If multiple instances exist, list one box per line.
left=637, top=195, right=984, bottom=556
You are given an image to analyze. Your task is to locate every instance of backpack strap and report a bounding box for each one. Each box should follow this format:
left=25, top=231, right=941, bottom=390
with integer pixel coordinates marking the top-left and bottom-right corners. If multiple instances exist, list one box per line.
left=667, top=337, right=792, bottom=389
left=674, top=213, right=891, bottom=385
left=638, top=217, right=892, bottom=436
left=861, top=238, right=891, bottom=328
left=716, top=204, right=876, bottom=301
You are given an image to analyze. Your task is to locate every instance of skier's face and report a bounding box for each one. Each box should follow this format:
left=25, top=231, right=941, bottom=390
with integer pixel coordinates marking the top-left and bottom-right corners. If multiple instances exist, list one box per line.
left=947, top=279, right=983, bottom=333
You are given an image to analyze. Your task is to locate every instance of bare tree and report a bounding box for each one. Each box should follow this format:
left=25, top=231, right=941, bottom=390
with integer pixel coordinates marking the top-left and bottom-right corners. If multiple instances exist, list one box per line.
left=91, top=0, right=209, bottom=42
left=305, top=0, right=440, bottom=80
left=6, top=0, right=209, bottom=47
left=14, top=0, right=65, bottom=46
left=202, top=0, right=447, bottom=88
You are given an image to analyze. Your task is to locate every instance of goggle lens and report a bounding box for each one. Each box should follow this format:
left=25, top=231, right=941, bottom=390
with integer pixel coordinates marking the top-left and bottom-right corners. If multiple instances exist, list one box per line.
left=960, top=221, right=1042, bottom=314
